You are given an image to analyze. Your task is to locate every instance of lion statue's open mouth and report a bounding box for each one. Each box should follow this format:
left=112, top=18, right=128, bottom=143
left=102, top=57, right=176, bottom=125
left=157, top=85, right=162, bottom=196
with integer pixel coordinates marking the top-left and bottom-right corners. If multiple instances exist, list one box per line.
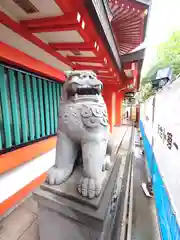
left=62, top=71, right=103, bottom=101
left=67, top=86, right=101, bottom=98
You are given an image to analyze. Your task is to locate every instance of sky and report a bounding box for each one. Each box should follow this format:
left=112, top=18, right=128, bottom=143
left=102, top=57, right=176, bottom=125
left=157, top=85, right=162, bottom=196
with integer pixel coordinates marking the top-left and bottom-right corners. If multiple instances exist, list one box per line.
left=141, top=0, right=180, bottom=76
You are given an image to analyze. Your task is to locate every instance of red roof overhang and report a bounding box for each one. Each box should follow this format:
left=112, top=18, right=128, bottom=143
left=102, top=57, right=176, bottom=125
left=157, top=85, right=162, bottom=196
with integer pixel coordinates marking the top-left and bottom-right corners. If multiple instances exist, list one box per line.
left=108, top=0, right=149, bottom=92
left=108, top=0, right=149, bottom=55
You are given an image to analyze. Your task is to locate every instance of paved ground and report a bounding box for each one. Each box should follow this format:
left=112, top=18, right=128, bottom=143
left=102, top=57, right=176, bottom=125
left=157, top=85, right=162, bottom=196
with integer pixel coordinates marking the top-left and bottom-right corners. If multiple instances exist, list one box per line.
left=132, top=131, right=161, bottom=240
left=0, top=197, right=39, bottom=240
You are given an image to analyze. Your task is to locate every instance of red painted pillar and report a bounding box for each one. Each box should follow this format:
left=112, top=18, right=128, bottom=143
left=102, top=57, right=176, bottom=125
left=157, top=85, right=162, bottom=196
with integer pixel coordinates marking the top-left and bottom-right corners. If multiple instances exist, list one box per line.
left=112, top=92, right=116, bottom=129
left=103, top=86, right=114, bottom=132
left=136, top=105, right=140, bottom=124
left=115, top=92, right=123, bottom=126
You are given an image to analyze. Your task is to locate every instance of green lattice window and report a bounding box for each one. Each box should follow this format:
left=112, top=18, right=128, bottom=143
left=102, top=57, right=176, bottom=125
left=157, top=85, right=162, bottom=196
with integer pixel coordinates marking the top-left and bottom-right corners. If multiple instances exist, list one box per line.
left=0, top=63, right=61, bottom=153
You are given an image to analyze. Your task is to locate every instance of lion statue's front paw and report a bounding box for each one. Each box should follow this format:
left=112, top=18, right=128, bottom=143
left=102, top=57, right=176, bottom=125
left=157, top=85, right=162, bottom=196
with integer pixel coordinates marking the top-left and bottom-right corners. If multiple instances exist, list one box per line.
left=46, top=167, right=69, bottom=185
left=77, top=177, right=102, bottom=199
left=102, top=161, right=112, bottom=171
left=102, top=155, right=112, bottom=171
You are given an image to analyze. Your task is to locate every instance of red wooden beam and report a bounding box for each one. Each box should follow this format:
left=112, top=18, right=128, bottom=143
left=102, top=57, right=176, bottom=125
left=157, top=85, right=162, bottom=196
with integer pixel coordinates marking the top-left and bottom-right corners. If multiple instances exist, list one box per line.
left=67, top=56, right=104, bottom=63
left=97, top=72, right=115, bottom=77
left=73, top=64, right=109, bottom=71
left=112, top=7, right=126, bottom=18
left=55, top=0, right=117, bottom=74
left=55, top=0, right=76, bottom=12
left=49, top=42, right=95, bottom=51
left=20, top=11, right=90, bottom=42
left=140, top=18, right=145, bottom=42
left=20, top=13, right=79, bottom=29
left=115, top=0, right=146, bottom=10
left=114, top=11, right=139, bottom=22
left=114, top=10, right=136, bottom=23
left=117, top=30, right=141, bottom=35
left=22, top=24, right=79, bottom=33
left=118, top=23, right=142, bottom=31
left=119, top=35, right=140, bottom=40
left=117, top=32, right=141, bottom=38
left=119, top=43, right=139, bottom=48
left=120, top=50, right=131, bottom=54
left=119, top=44, right=133, bottom=49
left=111, top=4, right=124, bottom=14
left=115, top=21, right=142, bottom=30
left=97, top=75, right=117, bottom=80
left=77, top=25, right=91, bottom=42
left=96, top=72, right=114, bottom=78
left=0, top=11, right=73, bottom=67
left=118, top=36, right=140, bottom=41
left=20, top=14, right=82, bottom=33
left=119, top=50, right=131, bottom=54
left=118, top=41, right=139, bottom=47
left=118, top=30, right=141, bottom=36
left=20, top=5, right=90, bottom=42
left=119, top=46, right=131, bottom=52
left=119, top=37, right=140, bottom=41
left=117, top=33, right=140, bottom=38
left=118, top=37, right=140, bottom=43
left=114, top=23, right=141, bottom=31
left=119, top=40, right=140, bottom=44
left=120, top=45, right=133, bottom=51
left=115, top=14, right=141, bottom=25
left=97, top=72, right=113, bottom=77
left=0, top=42, right=65, bottom=82
left=101, top=79, right=117, bottom=83
left=113, top=9, right=136, bottom=20
left=101, top=82, right=118, bottom=86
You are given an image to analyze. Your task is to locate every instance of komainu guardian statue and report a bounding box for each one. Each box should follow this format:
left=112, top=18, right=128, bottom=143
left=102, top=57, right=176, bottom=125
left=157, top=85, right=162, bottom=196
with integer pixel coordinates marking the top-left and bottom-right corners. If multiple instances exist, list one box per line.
left=47, top=71, right=113, bottom=199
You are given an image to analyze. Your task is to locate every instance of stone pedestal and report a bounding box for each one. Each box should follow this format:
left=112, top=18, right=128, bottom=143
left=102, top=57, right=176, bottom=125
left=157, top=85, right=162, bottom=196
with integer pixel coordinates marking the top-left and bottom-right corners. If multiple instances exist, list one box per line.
left=33, top=156, right=127, bottom=240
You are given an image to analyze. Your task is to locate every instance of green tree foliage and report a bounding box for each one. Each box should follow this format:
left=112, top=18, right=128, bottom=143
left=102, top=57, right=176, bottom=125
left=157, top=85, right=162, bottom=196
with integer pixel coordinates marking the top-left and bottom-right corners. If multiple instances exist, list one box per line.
left=140, top=30, right=180, bottom=101
left=157, top=30, right=180, bottom=76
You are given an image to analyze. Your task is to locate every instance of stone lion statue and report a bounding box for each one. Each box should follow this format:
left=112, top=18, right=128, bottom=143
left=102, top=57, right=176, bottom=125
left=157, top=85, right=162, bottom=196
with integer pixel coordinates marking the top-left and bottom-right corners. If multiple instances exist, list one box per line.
left=47, top=70, right=113, bottom=199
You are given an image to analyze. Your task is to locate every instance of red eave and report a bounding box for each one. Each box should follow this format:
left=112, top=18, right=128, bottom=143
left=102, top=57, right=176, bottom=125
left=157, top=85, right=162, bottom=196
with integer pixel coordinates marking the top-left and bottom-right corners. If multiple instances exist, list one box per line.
left=109, top=0, right=147, bottom=55
left=0, top=42, right=65, bottom=82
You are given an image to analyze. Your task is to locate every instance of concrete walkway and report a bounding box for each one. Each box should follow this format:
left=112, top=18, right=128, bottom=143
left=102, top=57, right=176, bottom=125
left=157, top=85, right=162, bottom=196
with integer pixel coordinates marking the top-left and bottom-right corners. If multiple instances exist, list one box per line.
left=0, top=197, right=39, bottom=240
left=132, top=130, right=161, bottom=240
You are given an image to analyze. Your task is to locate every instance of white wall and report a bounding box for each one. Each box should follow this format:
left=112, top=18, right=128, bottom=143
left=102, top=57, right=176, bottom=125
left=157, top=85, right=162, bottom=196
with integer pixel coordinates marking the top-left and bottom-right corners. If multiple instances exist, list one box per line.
left=0, top=149, right=55, bottom=203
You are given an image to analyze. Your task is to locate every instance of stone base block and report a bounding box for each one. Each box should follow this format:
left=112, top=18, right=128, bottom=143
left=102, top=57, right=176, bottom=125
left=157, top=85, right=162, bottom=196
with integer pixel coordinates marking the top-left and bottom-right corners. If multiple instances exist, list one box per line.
left=34, top=155, right=127, bottom=240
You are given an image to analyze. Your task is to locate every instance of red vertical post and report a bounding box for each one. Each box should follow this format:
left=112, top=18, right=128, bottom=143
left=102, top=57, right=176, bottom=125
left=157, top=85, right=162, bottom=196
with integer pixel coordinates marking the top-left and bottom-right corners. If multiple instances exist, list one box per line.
left=115, top=92, right=123, bottom=126
left=136, top=105, right=140, bottom=124
left=112, top=92, right=116, bottom=128
left=103, top=85, right=114, bottom=132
